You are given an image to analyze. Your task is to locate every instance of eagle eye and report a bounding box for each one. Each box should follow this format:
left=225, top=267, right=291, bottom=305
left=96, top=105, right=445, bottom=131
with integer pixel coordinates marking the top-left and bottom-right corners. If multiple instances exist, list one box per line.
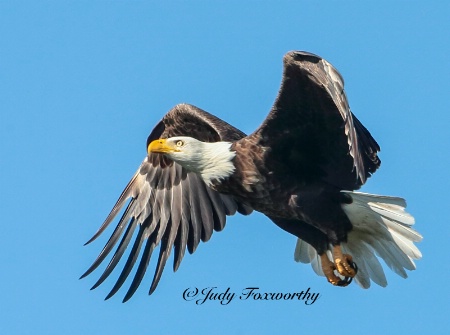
left=176, top=140, right=184, bottom=147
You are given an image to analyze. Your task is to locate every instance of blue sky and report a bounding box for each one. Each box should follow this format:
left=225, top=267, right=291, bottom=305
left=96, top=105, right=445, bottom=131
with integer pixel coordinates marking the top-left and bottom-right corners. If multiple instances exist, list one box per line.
left=1, top=1, right=449, bottom=334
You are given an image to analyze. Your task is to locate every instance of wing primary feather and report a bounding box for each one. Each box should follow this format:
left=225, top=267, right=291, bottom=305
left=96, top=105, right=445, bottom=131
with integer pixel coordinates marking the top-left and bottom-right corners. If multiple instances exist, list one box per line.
left=149, top=219, right=177, bottom=295
left=143, top=161, right=158, bottom=183
left=104, top=223, right=148, bottom=300
left=163, top=183, right=182, bottom=272
left=171, top=162, right=182, bottom=186
left=84, top=173, right=139, bottom=245
left=142, top=174, right=180, bottom=291
left=148, top=164, right=162, bottom=188
left=237, top=202, right=253, bottom=215
left=173, top=218, right=188, bottom=272
left=80, top=202, right=134, bottom=279
left=205, top=187, right=226, bottom=232
left=90, top=217, right=137, bottom=290
left=155, top=188, right=170, bottom=231
left=219, top=194, right=238, bottom=216
left=122, top=226, right=159, bottom=302
left=157, top=162, right=171, bottom=189
left=173, top=179, right=190, bottom=272
left=196, top=181, right=214, bottom=242
left=170, top=176, right=183, bottom=230
left=187, top=174, right=202, bottom=254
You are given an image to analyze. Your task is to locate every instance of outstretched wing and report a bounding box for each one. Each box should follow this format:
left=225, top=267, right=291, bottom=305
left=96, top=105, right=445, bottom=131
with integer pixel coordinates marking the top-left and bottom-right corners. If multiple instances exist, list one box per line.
left=81, top=103, right=251, bottom=302
left=250, top=51, right=380, bottom=190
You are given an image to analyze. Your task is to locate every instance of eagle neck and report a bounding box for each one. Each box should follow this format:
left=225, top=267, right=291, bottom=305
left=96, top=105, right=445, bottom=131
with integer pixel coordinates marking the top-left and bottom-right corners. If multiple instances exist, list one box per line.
left=197, top=141, right=236, bottom=187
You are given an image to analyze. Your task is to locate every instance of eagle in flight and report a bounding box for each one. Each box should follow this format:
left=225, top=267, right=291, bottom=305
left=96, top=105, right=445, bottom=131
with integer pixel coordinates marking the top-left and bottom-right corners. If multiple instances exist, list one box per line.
left=81, top=51, right=422, bottom=302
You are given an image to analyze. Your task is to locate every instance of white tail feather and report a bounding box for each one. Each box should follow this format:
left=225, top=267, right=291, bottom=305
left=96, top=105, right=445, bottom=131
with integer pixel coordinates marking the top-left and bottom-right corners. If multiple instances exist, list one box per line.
left=294, top=191, right=422, bottom=288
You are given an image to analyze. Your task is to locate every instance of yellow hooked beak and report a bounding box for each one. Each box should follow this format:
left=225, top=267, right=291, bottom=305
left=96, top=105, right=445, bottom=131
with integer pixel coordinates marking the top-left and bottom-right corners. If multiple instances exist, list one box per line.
left=148, top=139, right=178, bottom=155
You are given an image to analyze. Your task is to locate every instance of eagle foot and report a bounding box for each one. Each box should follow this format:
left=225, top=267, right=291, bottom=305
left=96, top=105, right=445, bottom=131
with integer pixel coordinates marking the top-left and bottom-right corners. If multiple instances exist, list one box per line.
left=335, top=254, right=357, bottom=278
left=332, top=244, right=358, bottom=279
left=320, top=247, right=358, bottom=287
left=332, top=260, right=357, bottom=287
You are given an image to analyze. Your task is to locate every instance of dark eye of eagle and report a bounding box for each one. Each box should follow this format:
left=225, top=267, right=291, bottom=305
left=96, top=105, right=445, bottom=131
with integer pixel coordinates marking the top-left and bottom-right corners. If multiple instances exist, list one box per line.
left=176, top=140, right=184, bottom=147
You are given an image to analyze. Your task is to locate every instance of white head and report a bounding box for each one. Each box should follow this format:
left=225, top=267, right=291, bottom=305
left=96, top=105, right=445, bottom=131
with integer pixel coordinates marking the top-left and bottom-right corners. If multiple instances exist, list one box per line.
left=147, top=136, right=236, bottom=186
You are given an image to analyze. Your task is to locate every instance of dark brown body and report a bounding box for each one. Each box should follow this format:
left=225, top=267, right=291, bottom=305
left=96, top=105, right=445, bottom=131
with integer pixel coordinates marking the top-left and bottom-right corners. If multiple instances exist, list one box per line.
left=213, top=137, right=353, bottom=254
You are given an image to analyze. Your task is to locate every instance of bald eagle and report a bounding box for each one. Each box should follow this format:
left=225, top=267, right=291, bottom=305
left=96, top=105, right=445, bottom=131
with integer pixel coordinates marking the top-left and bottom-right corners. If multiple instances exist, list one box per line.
left=81, top=51, right=422, bottom=302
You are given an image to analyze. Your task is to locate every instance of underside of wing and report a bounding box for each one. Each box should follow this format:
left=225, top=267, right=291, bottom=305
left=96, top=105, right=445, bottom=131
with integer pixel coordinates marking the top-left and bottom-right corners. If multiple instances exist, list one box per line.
left=82, top=104, right=252, bottom=302
left=250, top=51, right=380, bottom=190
